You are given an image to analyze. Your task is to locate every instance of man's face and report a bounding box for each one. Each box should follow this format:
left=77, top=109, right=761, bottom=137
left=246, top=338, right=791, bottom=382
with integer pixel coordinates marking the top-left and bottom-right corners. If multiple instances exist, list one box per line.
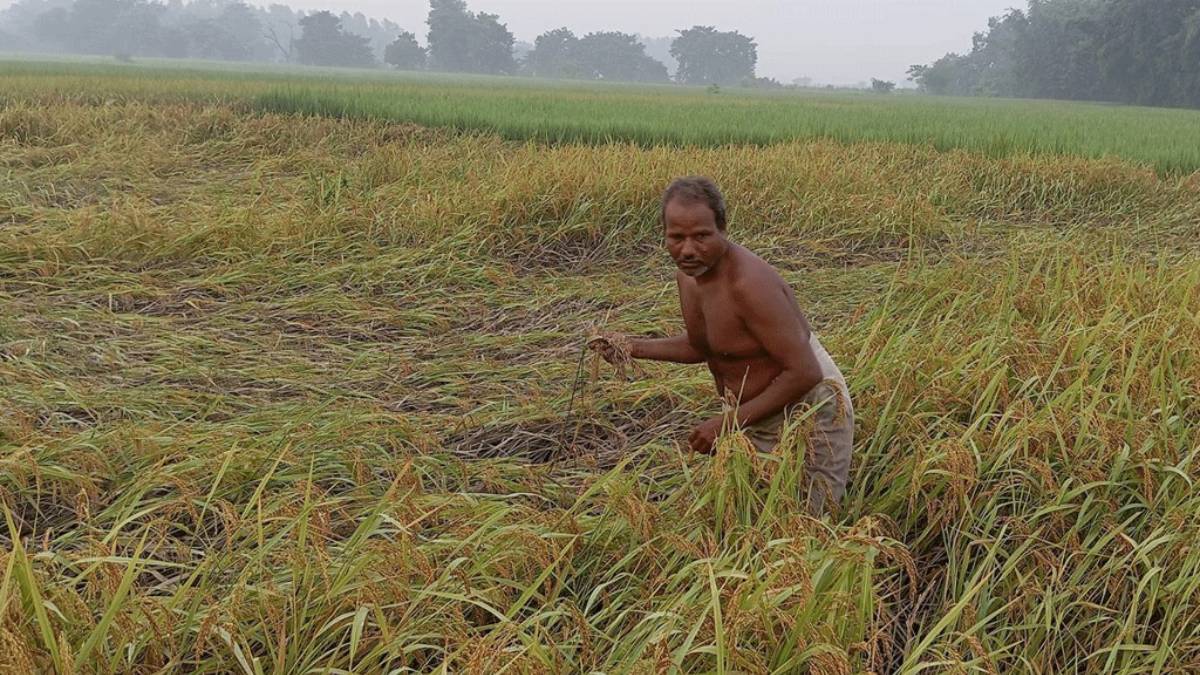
left=664, top=198, right=728, bottom=278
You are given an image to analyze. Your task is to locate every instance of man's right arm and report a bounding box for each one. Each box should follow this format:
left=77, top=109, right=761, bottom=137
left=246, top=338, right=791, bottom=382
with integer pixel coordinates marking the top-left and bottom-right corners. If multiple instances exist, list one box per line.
left=631, top=335, right=706, bottom=364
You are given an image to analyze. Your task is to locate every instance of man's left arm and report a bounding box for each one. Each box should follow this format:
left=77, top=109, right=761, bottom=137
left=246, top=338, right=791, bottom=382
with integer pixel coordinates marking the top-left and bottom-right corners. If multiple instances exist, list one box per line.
left=726, top=283, right=824, bottom=428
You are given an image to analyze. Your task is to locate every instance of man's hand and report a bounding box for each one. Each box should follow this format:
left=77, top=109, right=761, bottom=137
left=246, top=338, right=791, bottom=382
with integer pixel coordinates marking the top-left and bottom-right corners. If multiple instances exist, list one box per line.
left=688, top=415, right=725, bottom=454
left=587, top=333, right=646, bottom=381
left=587, top=334, right=623, bottom=365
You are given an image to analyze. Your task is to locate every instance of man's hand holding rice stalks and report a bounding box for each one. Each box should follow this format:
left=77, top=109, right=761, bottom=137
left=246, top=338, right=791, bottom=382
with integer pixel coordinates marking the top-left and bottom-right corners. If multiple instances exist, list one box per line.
left=586, top=332, right=645, bottom=381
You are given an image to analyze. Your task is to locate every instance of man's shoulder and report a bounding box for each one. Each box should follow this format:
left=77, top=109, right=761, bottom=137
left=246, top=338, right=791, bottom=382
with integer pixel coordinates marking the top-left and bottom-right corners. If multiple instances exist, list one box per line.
left=728, top=246, right=786, bottom=298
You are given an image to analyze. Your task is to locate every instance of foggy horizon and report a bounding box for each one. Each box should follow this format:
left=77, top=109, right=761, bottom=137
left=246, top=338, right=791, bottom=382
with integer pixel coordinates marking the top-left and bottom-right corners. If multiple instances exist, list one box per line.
left=0, top=0, right=1020, bottom=85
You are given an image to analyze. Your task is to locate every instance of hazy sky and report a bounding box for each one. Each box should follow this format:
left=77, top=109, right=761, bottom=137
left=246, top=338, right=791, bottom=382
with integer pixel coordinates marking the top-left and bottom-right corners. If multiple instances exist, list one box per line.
left=279, top=0, right=1018, bottom=84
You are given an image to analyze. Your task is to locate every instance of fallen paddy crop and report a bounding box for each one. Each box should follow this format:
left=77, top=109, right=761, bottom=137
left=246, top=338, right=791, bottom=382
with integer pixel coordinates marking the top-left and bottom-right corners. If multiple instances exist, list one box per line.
left=1, top=77, right=1200, bottom=673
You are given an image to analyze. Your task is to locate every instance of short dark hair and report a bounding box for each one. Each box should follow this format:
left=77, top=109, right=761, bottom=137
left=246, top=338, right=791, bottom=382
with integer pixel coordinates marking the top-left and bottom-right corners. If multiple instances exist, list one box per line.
left=661, top=176, right=727, bottom=231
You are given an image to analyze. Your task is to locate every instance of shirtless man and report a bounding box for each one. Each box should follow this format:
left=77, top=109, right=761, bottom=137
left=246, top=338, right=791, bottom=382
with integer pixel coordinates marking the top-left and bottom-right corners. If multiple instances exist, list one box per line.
left=592, top=176, right=854, bottom=515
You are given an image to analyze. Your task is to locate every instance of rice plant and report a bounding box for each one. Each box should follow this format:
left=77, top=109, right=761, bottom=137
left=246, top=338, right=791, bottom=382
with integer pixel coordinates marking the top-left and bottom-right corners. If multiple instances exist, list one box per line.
left=1, top=69, right=1199, bottom=673
left=4, top=58, right=1200, bottom=173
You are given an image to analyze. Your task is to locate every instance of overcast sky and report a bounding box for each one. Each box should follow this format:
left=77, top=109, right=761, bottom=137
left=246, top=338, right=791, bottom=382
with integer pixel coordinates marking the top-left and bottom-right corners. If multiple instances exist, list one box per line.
left=285, top=0, right=1018, bottom=84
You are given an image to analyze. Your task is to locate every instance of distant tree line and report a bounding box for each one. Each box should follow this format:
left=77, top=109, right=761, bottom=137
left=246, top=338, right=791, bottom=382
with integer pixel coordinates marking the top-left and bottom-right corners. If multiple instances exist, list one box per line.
left=909, top=0, right=1200, bottom=109
left=0, top=0, right=404, bottom=64
left=0, top=0, right=773, bottom=87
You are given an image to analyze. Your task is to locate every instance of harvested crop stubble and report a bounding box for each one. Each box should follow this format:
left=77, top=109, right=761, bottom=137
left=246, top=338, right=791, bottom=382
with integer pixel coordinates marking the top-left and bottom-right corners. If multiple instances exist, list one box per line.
left=0, top=95, right=1199, bottom=673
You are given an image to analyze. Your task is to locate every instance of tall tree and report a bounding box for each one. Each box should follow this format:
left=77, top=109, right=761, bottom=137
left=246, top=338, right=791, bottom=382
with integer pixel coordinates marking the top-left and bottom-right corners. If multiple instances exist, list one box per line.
left=670, top=26, right=756, bottom=85
left=425, top=0, right=514, bottom=74
left=260, top=3, right=299, bottom=62
left=525, top=28, right=668, bottom=82
left=575, top=31, right=669, bottom=83
left=968, top=10, right=1027, bottom=96
left=2, top=0, right=71, bottom=51
left=473, top=11, right=515, bottom=73
left=1016, top=0, right=1106, bottom=101
left=35, top=0, right=172, bottom=56
left=384, top=30, right=425, bottom=70
left=907, top=9, right=1028, bottom=96
left=294, top=10, right=375, bottom=68
left=425, top=0, right=471, bottom=70
left=910, top=0, right=1200, bottom=109
left=185, top=2, right=265, bottom=61
left=525, top=27, right=583, bottom=78
left=1185, top=9, right=1200, bottom=107
left=907, top=54, right=977, bottom=95
left=1095, top=0, right=1200, bottom=107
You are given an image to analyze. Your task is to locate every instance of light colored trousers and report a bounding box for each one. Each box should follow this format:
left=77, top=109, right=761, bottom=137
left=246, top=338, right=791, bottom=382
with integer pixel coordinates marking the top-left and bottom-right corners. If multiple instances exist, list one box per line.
left=743, top=379, right=855, bottom=516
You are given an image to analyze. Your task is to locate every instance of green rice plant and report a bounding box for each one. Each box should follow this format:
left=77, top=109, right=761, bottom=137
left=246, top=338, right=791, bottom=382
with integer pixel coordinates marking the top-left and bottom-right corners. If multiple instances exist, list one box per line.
left=4, top=58, right=1200, bottom=173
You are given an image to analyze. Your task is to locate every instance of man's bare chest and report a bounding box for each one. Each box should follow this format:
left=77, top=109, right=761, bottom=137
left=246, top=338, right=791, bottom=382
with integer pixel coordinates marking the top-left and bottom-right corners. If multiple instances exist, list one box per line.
left=685, top=291, right=765, bottom=359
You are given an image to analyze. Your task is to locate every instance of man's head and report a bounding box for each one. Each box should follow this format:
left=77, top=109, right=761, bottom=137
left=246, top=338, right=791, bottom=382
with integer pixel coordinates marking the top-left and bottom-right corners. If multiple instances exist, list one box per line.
left=661, top=176, right=729, bottom=278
